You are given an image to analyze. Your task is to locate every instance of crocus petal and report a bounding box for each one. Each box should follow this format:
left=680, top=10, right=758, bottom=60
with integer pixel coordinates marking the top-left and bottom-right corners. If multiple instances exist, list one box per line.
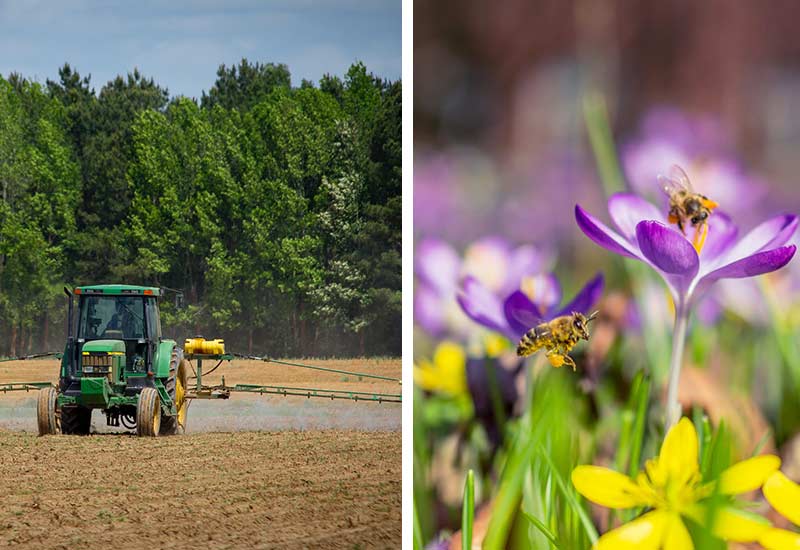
left=717, top=454, right=781, bottom=495
left=661, top=513, right=693, bottom=550
left=657, top=417, right=699, bottom=479
left=553, top=273, right=604, bottom=318
left=502, top=245, right=551, bottom=297
left=413, top=342, right=468, bottom=396
left=721, top=214, right=798, bottom=265
left=760, top=528, right=800, bottom=550
left=415, top=238, right=461, bottom=296
left=465, top=358, right=519, bottom=424
left=635, top=221, right=699, bottom=278
left=688, top=505, right=771, bottom=542
left=462, top=237, right=512, bottom=293
left=457, top=276, right=512, bottom=336
left=575, top=205, right=641, bottom=259
left=594, top=510, right=667, bottom=549
left=699, top=245, right=796, bottom=289
left=608, top=193, right=665, bottom=240
left=503, top=291, right=543, bottom=341
left=700, top=212, right=738, bottom=263
left=414, top=284, right=446, bottom=335
left=519, top=273, right=562, bottom=314
left=571, top=466, right=651, bottom=509
left=763, top=471, right=800, bottom=526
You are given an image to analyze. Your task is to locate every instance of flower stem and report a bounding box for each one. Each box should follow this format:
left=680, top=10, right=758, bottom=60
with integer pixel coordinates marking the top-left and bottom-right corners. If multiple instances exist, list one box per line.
left=665, top=298, right=689, bottom=430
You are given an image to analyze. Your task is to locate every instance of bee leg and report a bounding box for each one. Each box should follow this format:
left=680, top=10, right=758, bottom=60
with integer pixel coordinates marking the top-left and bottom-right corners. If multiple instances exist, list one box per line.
left=563, top=354, right=577, bottom=371
left=545, top=350, right=565, bottom=368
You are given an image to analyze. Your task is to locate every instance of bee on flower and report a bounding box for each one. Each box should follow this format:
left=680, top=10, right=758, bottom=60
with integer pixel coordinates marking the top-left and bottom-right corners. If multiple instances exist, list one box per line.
left=659, top=164, right=719, bottom=252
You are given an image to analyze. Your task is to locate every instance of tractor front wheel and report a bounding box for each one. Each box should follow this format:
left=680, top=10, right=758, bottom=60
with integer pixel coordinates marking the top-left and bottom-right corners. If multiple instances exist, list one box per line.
left=136, top=387, right=161, bottom=437
left=36, top=387, right=60, bottom=436
left=60, top=404, right=92, bottom=435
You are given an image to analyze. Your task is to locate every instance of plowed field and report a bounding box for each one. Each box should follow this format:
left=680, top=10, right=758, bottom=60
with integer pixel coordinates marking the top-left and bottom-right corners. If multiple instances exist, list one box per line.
left=0, top=357, right=401, bottom=549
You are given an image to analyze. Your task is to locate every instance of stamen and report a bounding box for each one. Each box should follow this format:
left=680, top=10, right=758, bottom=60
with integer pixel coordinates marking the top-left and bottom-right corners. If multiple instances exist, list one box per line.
left=520, top=276, right=536, bottom=303
left=692, top=224, right=708, bottom=253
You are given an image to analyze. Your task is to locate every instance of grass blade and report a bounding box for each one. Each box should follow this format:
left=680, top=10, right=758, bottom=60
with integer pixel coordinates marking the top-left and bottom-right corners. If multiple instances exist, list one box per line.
left=462, top=469, right=475, bottom=550
left=520, top=510, right=561, bottom=549
left=583, top=91, right=625, bottom=196
left=413, top=497, right=424, bottom=550
left=538, top=446, right=599, bottom=544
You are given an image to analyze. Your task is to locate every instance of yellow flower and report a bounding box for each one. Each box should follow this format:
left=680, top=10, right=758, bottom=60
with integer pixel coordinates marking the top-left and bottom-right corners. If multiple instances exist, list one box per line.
left=413, top=341, right=468, bottom=397
left=571, top=418, right=779, bottom=549
left=760, top=471, right=800, bottom=549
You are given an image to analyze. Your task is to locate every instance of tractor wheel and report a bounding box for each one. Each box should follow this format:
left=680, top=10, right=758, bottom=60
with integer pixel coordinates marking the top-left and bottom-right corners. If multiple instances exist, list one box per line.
left=37, top=387, right=60, bottom=435
left=136, top=387, right=161, bottom=437
left=160, top=350, right=189, bottom=435
left=60, top=405, right=92, bottom=435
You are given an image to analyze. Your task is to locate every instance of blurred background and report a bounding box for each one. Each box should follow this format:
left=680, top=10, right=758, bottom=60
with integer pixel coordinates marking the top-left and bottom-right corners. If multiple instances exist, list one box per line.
left=416, top=0, right=800, bottom=245
left=414, top=1, right=800, bottom=547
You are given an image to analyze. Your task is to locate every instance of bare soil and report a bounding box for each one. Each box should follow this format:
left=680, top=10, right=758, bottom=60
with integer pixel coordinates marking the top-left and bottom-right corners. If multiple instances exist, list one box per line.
left=0, top=358, right=402, bottom=549
left=0, top=429, right=400, bottom=549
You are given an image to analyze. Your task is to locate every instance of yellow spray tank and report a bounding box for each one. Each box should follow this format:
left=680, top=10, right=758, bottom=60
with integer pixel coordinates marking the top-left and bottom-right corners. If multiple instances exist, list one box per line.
left=184, top=336, right=225, bottom=355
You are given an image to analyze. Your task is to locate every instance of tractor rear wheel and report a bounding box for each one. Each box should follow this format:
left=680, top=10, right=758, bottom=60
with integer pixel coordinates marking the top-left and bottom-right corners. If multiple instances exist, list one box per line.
left=136, top=387, right=161, bottom=437
left=37, top=387, right=60, bottom=435
left=61, top=405, right=92, bottom=435
left=160, top=350, right=189, bottom=435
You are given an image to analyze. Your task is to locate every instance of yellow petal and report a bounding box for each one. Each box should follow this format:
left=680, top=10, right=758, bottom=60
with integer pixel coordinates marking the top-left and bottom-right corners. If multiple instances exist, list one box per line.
left=658, top=417, right=699, bottom=479
left=413, top=360, right=439, bottom=391
left=718, top=454, right=781, bottom=495
left=433, top=341, right=467, bottom=374
left=483, top=332, right=508, bottom=357
left=662, top=513, right=694, bottom=550
left=760, top=527, right=800, bottom=550
left=413, top=341, right=468, bottom=396
left=687, top=505, right=771, bottom=542
left=764, top=471, right=800, bottom=527
left=594, top=510, right=667, bottom=550
left=571, top=466, right=650, bottom=509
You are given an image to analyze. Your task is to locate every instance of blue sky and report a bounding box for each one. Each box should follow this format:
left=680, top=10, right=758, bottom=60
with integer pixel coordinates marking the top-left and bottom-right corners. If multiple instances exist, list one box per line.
left=0, top=0, right=401, bottom=98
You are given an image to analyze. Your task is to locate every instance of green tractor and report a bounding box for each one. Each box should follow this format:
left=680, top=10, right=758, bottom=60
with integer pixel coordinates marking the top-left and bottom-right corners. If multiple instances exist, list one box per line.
left=37, top=284, right=189, bottom=437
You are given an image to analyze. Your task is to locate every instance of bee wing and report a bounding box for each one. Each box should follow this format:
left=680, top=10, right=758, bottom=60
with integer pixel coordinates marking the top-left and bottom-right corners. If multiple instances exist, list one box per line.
left=658, top=164, right=694, bottom=197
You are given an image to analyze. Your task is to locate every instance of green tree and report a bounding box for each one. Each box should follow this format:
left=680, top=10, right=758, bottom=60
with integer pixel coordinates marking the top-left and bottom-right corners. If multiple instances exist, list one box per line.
left=201, top=59, right=291, bottom=111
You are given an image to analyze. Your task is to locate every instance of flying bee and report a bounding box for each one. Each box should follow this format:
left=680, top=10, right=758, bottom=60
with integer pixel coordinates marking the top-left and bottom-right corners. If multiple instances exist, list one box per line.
left=516, top=311, right=599, bottom=371
left=658, top=165, right=719, bottom=250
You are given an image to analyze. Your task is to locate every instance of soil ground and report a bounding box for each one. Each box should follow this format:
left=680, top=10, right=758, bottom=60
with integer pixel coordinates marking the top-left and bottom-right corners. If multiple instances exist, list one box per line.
left=0, top=429, right=400, bottom=549
left=0, top=357, right=401, bottom=549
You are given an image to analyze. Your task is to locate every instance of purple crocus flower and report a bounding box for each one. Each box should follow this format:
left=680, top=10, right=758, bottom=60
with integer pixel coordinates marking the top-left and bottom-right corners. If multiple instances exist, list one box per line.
left=415, top=236, right=551, bottom=339
left=457, top=270, right=604, bottom=343
left=575, top=195, right=796, bottom=306
left=466, top=357, right=524, bottom=449
left=575, top=192, right=797, bottom=427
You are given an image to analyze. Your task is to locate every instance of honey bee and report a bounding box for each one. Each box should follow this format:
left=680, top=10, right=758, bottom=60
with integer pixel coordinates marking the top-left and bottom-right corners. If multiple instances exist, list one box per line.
left=516, top=311, right=599, bottom=371
left=658, top=165, right=719, bottom=250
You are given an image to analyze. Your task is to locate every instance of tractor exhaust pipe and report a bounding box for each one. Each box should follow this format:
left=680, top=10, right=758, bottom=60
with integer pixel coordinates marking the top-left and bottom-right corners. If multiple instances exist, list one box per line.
left=64, top=286, right=73, bottom=340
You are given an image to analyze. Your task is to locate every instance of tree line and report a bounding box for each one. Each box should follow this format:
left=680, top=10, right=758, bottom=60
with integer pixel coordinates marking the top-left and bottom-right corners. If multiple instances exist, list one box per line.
left=0, top=60, right=401, bottom=357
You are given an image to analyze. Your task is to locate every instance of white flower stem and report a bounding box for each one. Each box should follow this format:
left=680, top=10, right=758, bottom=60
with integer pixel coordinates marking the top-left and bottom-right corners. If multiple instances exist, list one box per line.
left=665, top=297, right=689, bottom=430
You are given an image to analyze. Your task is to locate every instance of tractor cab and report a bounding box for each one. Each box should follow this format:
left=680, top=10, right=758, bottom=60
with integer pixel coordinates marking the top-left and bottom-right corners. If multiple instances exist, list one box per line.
left=75, top=287, right=162, bottom=376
